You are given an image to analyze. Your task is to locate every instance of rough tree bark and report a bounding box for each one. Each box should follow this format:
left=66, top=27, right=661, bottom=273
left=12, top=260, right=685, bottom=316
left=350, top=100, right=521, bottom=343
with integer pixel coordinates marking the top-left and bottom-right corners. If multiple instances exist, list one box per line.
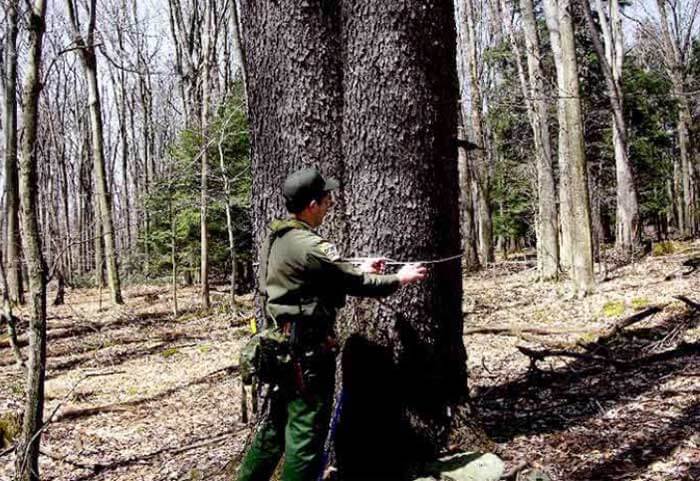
left=338, top=2, right=473, bottom=479
left=15, top=1, right=48, bottom=479
left=3, top=0, right=25, bottom=305
left=66, top=0, right=124, bottom=304
left=239, top=0, right=344, bottom=259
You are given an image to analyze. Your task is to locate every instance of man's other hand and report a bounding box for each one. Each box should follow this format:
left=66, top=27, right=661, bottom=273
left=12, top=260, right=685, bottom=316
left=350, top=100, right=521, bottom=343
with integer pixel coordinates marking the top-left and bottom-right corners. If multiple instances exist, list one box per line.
left=397, top=263, right=427, bottom=285
left=359, top=257, right=386, bottom=274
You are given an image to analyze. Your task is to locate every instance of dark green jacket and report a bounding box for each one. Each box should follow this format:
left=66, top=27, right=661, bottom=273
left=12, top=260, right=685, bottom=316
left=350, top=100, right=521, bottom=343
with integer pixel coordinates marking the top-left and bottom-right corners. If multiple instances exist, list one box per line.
left=261, top=219, right=400, bottom=336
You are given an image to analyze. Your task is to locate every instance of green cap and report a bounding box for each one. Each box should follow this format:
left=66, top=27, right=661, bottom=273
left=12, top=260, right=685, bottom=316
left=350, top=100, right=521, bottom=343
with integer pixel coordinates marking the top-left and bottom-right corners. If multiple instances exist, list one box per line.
left=283, top=167, right=339, bottom=212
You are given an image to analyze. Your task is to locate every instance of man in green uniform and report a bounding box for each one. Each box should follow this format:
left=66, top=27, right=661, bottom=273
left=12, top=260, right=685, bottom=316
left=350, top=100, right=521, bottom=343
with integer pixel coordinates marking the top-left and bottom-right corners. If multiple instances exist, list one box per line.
left=237, top=167, right=427, bottom=481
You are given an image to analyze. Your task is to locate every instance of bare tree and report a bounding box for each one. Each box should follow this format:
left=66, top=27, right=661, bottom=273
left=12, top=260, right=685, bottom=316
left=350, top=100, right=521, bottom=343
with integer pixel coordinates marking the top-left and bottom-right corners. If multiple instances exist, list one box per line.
left=581, top=0, right=640, bottom=255
left=651, top=0, right=699, bottom=236
left=544, top=0, right=595, bottom=295
left=458, top=0, right=494, bottom=264
left=3, top=0, right=24, bottom=305
left=454, top=1, right=481, bottom=272
left=500, top=0, right=560, bottom=279
left=15, top=1, right=49, bottom=479
left=66, top=0, right=124, bottom=304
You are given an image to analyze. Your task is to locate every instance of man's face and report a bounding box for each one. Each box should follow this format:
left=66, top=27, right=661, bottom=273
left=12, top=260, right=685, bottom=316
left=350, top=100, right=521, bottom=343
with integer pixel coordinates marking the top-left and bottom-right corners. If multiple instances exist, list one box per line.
left=310, top=192, right=334, bottom=227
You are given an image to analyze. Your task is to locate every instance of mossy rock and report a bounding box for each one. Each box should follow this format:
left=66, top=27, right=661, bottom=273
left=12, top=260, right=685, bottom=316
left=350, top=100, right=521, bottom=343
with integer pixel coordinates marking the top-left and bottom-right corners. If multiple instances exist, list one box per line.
left=0, top=411, right=21, bottom=448
left=416, top=452, right=504, bottom=481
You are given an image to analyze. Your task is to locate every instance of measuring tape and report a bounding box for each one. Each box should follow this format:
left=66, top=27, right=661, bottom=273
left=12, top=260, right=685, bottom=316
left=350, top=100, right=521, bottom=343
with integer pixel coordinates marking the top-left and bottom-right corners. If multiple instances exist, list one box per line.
left=342, top=253, right=464, bottom=266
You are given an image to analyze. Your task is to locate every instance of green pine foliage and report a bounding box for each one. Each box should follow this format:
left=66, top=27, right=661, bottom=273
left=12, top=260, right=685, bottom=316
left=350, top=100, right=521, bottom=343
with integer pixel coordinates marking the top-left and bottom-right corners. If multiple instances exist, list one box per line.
left=623, top=61, right=676, bottom=226
left=485, top=39, right=537, bottom=248
left=143, top=86, right=252, bottom=283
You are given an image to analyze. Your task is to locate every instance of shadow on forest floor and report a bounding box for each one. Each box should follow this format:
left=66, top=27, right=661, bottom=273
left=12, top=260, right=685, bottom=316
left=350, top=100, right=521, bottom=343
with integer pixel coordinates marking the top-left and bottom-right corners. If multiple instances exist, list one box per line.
left=474, top=307, right=700, bottom=480
left=0, top=305, right=213, bottom=372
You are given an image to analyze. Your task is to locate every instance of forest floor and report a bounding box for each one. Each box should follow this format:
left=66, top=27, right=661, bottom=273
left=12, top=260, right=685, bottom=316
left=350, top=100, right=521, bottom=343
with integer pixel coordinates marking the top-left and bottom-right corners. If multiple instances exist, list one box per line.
left=1, top=242, right=699, bottom=481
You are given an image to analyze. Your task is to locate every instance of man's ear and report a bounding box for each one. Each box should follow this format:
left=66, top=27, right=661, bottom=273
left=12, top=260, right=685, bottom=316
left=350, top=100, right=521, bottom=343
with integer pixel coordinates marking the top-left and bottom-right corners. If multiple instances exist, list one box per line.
left=308, top=199, right=319, bottom=210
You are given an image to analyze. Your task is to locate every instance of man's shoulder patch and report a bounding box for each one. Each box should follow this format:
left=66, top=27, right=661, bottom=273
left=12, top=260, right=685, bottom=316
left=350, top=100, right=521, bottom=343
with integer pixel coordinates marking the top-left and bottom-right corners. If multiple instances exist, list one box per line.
left=317, top=240, right=341, bottom=261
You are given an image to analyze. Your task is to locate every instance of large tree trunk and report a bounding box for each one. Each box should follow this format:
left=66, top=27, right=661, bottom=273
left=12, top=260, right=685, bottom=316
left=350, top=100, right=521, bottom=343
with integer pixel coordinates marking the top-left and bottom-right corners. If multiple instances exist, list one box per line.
left=66, top=0, right=124, bottom=305
left=559, top=0, right=594, bottom=294
left=239, top=0, right=344, bottom=260
left=503, top=0, right=559, bottom=279
left=582, top=0, right=640, bottom=255
left=15, top=1, right=48, bottom=479
left=543, top=0, right=573, bottom=270
left=3, top=0, right=25, bottom=305
left=337, top=2, right=471, bottom=479
left=544, top=0, right=594, bottom=295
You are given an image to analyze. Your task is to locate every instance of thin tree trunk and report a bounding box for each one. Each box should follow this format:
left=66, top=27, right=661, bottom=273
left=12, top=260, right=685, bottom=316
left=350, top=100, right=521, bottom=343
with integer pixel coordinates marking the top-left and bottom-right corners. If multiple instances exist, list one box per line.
left=543, top=0, right=573, bottom=271
left=66, top=0, right=124, bottom=304
left=454, top=1, right=481, bottom=273
left=463, top=0, right=494, bottom=264
left=0, top=250, right=26, bottom=371
left=94, top=208, right=104, bottom=289
left=457, top=137, right=480, bottom=272
left=218, top=121, right=238, bottom=306
left=3, top=0, right=25, bottom=305
left=15, top=1, right=48, bottom=479
left=655, top=0, right=696, bottom=236
left=200, top=3, right=212, bottom=311
left=170, top=196, right=178, bottom=317
left=231, top=0, right=248, bottom=100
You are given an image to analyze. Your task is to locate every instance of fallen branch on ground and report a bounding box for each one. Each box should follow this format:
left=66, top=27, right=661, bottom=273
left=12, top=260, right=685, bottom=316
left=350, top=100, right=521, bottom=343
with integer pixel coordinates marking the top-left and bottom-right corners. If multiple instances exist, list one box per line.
left=664, top=257, right=700, bottom=280
left=467, top=306, right=664, bottom=347
left=517, top=345, right=626, bottom=368
left=674, top=295, right=700, bottom=311
left=465, top=326, right=593, bottom=336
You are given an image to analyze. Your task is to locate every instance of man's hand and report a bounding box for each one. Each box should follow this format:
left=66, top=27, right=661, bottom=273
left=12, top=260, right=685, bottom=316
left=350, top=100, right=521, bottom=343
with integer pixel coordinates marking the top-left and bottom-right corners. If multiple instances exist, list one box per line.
left=359, top=257, right=386, bottom=274
left=397, top=263, right=427, bottom=285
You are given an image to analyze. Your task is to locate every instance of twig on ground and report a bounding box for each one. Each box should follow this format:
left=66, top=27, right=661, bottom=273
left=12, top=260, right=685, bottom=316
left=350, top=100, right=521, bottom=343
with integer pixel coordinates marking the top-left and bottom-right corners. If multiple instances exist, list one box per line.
left=1, top=445, right=16, bottom=458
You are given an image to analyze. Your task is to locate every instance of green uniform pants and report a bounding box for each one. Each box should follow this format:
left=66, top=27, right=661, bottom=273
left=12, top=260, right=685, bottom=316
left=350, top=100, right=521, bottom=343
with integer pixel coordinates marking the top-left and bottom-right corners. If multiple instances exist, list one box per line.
left=236, top=389, right=332, bottom=481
